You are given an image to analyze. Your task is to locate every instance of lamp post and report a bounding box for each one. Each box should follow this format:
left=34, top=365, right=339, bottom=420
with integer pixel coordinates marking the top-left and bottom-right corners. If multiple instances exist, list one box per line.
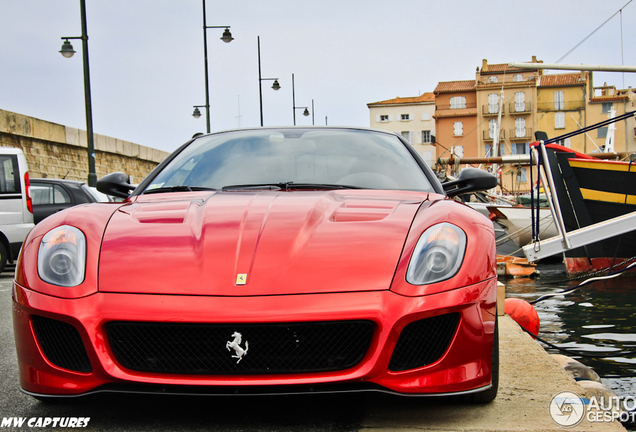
left=257, top=36, right=280, bottom=127
left=291, top=73, right=310, bottom=125
left=59, top=0, right=96, bottom=187
left=198, top=0, right=233, bottom=133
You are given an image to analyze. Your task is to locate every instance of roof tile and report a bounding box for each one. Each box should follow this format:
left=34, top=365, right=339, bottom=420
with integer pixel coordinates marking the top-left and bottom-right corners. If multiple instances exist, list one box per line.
left=367, top=92, right=435, bottom=106
left=539, top=73, right=586, bottom=87
left=434, top=80, right=476, bottom=94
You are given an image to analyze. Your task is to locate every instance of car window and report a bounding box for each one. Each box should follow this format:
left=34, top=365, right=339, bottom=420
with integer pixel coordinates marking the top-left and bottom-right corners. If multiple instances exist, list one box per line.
left=0, top=155, right=19, bottom=194
left=31, top=184, right=71, bottom=205
left=145, top=129, right=434, bottom=192
left=53, top=185, right=71, bottom=204
left=31, top=184, right=50, bottom=205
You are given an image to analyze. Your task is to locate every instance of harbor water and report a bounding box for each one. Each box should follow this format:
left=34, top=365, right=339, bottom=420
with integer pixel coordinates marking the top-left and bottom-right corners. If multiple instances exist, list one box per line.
left=504, top=262, right=636, bottom=402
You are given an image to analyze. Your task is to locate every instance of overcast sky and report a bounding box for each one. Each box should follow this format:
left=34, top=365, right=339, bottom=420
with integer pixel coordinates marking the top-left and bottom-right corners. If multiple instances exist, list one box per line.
left=2, top=0, right=635, bottom=153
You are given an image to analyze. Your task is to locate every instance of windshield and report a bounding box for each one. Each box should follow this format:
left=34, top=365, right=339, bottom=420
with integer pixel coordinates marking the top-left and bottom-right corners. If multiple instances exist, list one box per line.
left=142, top=129, right=434, bottom=193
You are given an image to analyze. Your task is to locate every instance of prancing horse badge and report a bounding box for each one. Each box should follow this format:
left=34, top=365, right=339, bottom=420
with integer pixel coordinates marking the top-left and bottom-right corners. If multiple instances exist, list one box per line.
left=236, top=274, right=247, bottom=285
left=226, top=332, right=248, bottom=363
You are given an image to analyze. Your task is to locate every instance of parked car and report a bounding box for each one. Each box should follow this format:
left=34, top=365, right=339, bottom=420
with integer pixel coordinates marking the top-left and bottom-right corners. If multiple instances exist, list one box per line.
left=87, top=186, right=119, bottom=202
left=30, top=178, right=99, bottom=224
left=13, top=127, right=499, bottom=401
left=0, top=147, right=34, bottom=274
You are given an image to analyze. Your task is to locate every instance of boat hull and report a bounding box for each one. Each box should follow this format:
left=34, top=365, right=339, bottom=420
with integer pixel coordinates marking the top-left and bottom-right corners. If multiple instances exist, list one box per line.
left=486, top=206, right=558, bottom=248
left=549, top=151, right=636, bottom=276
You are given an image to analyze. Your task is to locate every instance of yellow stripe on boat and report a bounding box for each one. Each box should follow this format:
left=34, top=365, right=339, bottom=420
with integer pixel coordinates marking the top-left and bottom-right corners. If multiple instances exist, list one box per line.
left=580, top=188, right=636, bottom=204
left=569, top=160, right=632, bottom=172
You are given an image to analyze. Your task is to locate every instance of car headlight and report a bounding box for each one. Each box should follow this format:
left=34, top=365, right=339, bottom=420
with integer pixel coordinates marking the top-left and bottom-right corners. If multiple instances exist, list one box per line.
left=37, top=225, right=86, bottom=287
left=406, top=223, right=466, bottom=285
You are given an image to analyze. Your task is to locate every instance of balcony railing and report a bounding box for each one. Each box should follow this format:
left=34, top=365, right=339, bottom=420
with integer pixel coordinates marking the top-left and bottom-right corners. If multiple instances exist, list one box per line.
left=436, top=103, right=477, bottom=110
left=483, top=130, right=505, bottom=141
left=508, top=102, right=532, bottom=114
left=482, top=105, right=505, bottom=116
left=509, top=128, right=533, bottom=140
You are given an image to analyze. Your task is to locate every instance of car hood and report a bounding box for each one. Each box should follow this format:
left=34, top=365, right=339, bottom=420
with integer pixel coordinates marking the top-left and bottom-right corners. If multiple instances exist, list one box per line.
left=98, top=190, right=430, bottom=296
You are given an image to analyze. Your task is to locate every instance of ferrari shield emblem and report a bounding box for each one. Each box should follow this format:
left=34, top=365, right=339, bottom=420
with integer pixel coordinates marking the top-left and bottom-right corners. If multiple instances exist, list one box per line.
left=236, top=274, right=247, bottom=285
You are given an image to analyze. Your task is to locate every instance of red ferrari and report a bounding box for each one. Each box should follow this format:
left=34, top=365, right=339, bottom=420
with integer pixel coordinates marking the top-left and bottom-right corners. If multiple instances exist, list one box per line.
left=13, top=127, right=499, bottom=401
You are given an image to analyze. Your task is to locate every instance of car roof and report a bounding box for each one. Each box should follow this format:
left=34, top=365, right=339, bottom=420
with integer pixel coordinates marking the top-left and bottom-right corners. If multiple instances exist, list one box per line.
left=0, top=147, right=26, bottom=155
left=193, top=125, right=402, bottom=139
left=31, top=178, right=87, bottom=187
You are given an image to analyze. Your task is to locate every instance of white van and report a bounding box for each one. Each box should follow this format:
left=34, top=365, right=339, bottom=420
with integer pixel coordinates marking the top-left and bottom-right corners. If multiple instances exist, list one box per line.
left=0, top=148, right=34, bottom=274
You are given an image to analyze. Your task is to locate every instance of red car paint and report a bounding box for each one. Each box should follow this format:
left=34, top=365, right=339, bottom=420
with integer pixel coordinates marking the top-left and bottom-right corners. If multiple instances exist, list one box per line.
left=12, top=128, right=497, bottom=399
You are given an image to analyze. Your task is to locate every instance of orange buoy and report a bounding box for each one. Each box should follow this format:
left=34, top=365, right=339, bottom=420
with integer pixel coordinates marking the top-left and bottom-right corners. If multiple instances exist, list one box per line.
left=505, top=298, right=540, bottom=336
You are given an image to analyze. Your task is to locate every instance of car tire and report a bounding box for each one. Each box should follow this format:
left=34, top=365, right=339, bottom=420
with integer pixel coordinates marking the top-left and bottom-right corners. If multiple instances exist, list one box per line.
left=0, top=242, right=7, bottom=274
left=467, top=313, right=499, bottom=404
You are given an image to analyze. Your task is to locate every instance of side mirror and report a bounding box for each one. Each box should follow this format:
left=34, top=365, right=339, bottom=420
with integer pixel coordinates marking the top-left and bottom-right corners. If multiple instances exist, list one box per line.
left=442, top=168, right=497, bottom=198
left=97, top=172, right=135, bottom=199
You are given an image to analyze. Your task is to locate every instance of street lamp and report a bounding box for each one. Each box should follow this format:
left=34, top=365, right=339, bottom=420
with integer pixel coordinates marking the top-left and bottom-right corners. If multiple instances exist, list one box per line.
left=196, top=0, right=233, bottom=133
left=59, top=0, right=96, bottom=187
left=257, top=36, right=281, bottom=127
left=292, top=73, right=311, bottom=125
left=192, top=106, right=205, bottom=119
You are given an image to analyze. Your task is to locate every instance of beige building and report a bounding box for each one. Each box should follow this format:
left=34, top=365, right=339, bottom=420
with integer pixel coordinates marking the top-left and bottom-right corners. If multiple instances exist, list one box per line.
left=367, top=57, right=636, bottom=195
left=585, top=82, right=636, bottom=154
left=536, top=72, right=588, bottom=152
left=367, top=93, right=436, bottom=166
left=475, top=58, right=542, bottom=160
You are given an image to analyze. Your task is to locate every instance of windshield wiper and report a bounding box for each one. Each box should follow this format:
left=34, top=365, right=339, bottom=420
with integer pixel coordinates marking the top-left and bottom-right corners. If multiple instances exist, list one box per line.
left=222, top=182, right=364, bottom=191
left=143, top=185, right=216, bottom=194
left=284, top=183, right=365, bottom=190
left=222, top=183, right=284, bottom=191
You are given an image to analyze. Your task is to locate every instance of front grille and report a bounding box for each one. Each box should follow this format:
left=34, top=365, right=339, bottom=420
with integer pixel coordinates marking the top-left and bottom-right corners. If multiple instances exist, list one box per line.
left=31, top=315, right=92, bottom=373
left=107, top=320, right=374, bottom=375
left=389, top=313, right=460, bottom=372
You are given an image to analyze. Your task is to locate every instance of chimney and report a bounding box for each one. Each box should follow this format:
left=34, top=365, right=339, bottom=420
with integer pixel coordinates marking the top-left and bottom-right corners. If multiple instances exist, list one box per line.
left=482, top=59, right=489, bottom=72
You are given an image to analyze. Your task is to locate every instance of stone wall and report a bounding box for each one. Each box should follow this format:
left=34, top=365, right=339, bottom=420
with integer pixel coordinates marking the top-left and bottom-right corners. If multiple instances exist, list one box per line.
left=0, top=109, right=170, bottom=184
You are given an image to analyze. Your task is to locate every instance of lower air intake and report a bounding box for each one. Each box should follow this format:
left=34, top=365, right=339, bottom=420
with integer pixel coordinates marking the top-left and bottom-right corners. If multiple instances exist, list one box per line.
left=389, top=312, right=460, bottom=371
left=31, top=315, right=92, bottom=373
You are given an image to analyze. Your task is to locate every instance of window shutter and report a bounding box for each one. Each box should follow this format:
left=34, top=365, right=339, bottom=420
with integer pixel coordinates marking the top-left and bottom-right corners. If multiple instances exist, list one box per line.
left=489, top=119, right=497, bottom=138
left=388, top=115, right=393, bottom=121
left=489, top=94, right=498, bottom=113
left=515, top=117, right=526, bottom=137
left=554, top=91, right=564, bottom=110
left=375, top=115, right=381, bottom=122
left=515, top=92, right=525, bottom=112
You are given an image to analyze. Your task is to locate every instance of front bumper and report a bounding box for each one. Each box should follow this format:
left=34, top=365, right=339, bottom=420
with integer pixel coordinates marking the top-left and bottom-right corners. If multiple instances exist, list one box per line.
left=13, top=279, right=496, bottom=397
